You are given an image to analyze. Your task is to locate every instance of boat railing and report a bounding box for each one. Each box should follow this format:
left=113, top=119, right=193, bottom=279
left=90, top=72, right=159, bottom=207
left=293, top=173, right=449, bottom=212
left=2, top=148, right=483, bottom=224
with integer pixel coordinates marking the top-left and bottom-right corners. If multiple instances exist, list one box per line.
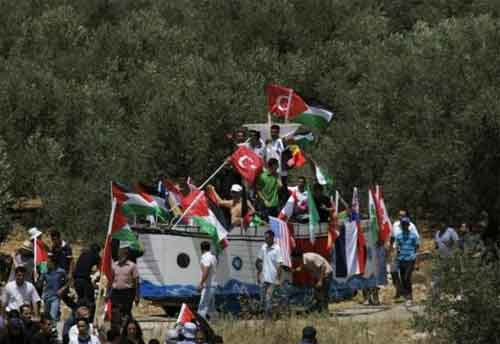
left=132, top=220, right=370, bottom=239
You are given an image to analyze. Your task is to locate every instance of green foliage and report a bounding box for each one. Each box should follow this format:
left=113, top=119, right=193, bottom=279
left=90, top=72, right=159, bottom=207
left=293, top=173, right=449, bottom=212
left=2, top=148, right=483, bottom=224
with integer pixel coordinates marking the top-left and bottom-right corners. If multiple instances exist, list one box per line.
left=0, top=137, right=13, bottom=239
left=1, top=0, right=500, bottom=239
left=414, top=254, right=500, bottom=343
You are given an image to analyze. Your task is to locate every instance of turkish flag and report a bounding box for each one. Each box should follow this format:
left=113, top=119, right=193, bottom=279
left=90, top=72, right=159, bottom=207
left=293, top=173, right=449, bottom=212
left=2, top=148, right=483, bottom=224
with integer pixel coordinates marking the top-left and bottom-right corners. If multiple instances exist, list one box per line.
left=266, top=84, right=308, bottom=119
left=230, top=146, right=264, bottom=183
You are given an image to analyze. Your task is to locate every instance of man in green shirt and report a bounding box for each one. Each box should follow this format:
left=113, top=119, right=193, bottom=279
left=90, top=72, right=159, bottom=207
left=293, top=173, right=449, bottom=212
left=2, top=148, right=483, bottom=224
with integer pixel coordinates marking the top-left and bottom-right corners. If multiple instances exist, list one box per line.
left=257, top=158, right=282, bottom=219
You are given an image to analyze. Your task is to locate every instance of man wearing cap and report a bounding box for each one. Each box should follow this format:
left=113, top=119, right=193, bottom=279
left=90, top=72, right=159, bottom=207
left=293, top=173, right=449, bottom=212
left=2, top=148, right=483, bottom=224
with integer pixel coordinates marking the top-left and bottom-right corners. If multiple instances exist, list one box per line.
left=391, top=216, right=420, bottom=306
left=207, top=184, right=255, bottom=228
left=389, top=210, right=419, bottom=300
left=107, top=242, right=139, bottom=330
left=1, top=266, right=41, bottom=317
left=256, top=230, right=283, bottom=318
left=197, top=241, right=217, bottom=320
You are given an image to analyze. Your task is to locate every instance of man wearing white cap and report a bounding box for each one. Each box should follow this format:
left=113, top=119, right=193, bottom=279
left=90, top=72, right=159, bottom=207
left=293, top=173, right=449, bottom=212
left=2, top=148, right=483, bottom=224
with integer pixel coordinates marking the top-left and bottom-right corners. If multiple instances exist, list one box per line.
left=107, top=241, right=139, bottom=330
left=206, top=183, right=254, bottom=228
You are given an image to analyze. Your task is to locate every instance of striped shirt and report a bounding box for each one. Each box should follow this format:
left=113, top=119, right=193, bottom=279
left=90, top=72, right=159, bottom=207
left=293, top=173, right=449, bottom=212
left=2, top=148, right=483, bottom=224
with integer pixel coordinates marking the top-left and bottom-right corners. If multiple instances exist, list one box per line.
left=394, top=230, right=419, bottom=261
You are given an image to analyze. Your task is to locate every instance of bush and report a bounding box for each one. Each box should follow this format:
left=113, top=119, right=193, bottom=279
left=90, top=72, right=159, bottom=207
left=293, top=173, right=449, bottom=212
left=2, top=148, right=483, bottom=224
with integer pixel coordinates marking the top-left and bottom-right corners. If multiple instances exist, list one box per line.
left=414, top=252, right=500, bottom=343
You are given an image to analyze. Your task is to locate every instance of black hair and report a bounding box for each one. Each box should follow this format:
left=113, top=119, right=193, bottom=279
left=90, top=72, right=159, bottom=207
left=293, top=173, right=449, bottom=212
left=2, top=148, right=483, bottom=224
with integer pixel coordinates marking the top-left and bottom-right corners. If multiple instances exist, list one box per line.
left=107, top=328, right=121, bottom=341
left=49, top=229, right=61, bottom=239
left=265, top=230, right=275, bottom=237
left=267, top=158, right=279, bottom=167
left=271, top=124, right=280, bottom=131
left=148, top=340, right=160, bottom=344
left=121, top=318, right=143, bottom=340
left=250, top=130, right=260, bottom=138
left=19, top=304, right=32, bottom=313
left=14, top=265, right=27, bottom=274
left=90, top=243, right=101, bottom=253
left=291, top=249, right=304, bottom=258
left=200, top=241, right=211, bottom=252
left=298, top=176, right=306, bottom=183
left=76, top=317, right=90, bottom=325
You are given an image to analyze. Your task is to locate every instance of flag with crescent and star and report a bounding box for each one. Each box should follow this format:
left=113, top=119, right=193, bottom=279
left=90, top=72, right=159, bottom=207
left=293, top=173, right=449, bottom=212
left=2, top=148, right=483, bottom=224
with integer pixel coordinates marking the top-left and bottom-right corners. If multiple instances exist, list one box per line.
left=229, top=145, right=264, bottom=183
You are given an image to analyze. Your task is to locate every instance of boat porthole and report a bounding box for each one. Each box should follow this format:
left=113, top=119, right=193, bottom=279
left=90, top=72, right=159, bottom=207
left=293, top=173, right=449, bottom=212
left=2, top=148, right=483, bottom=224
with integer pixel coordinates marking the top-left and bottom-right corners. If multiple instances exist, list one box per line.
left=232, top=256, right=242, bottom=271
left=177, top=253, right=190, bottom=269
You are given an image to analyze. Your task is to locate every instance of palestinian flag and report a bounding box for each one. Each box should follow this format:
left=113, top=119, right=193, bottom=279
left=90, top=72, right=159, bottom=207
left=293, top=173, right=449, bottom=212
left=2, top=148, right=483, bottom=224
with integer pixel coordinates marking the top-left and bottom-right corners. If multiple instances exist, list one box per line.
left=292, top=99, right=334, bottom=130
left=314, top=163, right=333, bottom=187
left=34, top=237, right=48, bottom=274
left=112, top=182, right=167, bottom=221
left=286, top=145, right=307, bottom=168
left=368, top=189, right=380, bottom=245
left=135, top=182, right=171, bottom=221
left=293, top=132, right=314, bottom=147
left=307, top=186, right=319, bottom=244
left=101, top=199, right=141, bottom=282
left=177, top=303, right=195, bottom=324
left=183, top=190, right=229, bottom=253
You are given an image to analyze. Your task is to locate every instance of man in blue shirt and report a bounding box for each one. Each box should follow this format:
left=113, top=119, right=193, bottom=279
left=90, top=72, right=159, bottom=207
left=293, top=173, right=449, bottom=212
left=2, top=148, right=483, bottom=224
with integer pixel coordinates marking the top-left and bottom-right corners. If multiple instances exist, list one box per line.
left=391, top=216, right=419, bottom=306
left=41, top=256, right=68, bottom=322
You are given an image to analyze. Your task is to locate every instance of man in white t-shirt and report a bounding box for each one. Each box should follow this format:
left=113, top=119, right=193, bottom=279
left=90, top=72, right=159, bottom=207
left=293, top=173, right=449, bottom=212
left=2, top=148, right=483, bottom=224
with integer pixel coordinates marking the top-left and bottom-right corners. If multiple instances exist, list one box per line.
left=257, top=230, right=283, bottom=318
left=197, top=241, right=218, bottom=320
left=1, top=266, right=41, bottom=316
left=389, top=210, right=419, bottom=299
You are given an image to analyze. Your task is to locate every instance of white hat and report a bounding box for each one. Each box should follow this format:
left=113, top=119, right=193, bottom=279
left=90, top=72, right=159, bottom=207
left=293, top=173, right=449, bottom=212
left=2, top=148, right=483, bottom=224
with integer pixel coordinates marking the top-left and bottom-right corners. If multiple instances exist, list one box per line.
left=230, top=184, right=243, bottom=193
left=119, top=241, right=131, bottom=249
left=182, top=322, right=197, bottom=339
left=28, top=227, right=42, bottom=240
left=20, top=240, right=33, bottom=253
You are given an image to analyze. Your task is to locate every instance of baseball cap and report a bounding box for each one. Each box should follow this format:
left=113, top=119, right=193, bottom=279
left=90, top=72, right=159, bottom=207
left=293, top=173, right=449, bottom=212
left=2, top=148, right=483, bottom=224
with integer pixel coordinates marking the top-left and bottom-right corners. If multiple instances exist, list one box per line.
left=231, top=184, right=243, bottom=193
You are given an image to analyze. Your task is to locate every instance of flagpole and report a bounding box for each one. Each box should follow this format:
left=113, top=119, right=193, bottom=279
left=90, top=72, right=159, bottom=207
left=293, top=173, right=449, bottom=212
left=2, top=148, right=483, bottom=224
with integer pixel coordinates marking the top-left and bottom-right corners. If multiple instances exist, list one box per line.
left=284, top=88, right=293, bottom=123
left=94, top=193, right=117, bottom=328
left=33, top=237, right=38, bottom=282
left=170, top=159, right=229, bottom=230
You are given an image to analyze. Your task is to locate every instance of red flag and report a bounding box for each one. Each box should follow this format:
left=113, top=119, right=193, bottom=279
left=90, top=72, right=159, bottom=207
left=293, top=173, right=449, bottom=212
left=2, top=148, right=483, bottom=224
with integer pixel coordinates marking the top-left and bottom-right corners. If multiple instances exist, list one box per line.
left=266, top=84, right=308, bottom=119
left=180, top=190, right=209, bottom=217
left=286, top=145, right=307, bottom=168
left=327, top=192, right=340, bottom=252
left=177, top=303, right=195, bottom=324
left=230, top=146, right=264, bottom=183
left=34, top=238, right=48, bottom=266
left=101, top=203, right=129, bottom=282
left=375, top=185, right=392, bottom=242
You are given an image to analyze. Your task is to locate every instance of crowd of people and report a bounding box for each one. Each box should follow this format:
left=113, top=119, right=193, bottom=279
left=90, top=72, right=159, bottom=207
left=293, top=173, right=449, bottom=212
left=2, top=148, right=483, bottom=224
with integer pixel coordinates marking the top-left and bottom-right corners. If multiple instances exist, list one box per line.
left=0, top=125, right=493, bottom=343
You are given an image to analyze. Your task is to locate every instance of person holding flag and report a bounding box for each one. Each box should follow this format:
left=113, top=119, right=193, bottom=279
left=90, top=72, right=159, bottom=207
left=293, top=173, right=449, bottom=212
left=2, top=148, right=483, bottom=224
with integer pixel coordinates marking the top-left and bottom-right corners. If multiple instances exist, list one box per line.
left=256, top=158, right=283, bottom=220
left=206, top=184, right=255, bottom=229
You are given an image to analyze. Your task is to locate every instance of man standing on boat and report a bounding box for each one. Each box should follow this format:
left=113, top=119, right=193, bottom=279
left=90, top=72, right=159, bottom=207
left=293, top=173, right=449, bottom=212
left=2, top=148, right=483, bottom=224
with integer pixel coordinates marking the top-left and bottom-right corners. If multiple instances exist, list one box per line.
left=257, top=230, right=283, bottom=318
left=197, top=241, right=218, bottom=320
left=206, top=184, right=255, bottom=229
left=266, top=124, right=287, bottom=186
left=256, top=158, right=282, bottom=220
